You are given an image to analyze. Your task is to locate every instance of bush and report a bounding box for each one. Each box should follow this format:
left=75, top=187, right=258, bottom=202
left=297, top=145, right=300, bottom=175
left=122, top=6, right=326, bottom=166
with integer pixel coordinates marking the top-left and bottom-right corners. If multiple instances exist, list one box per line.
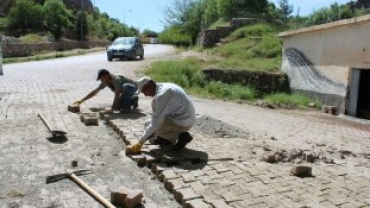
left=158, top=26, right=192, bottom=46
left=19, top=34, right=49, bottom=44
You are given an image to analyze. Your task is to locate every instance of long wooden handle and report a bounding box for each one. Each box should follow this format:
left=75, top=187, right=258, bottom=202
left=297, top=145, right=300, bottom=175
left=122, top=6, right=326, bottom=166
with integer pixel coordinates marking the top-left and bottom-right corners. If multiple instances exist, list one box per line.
left=38, top=113, right=52, bottom=131
left=69, top=173, right=115, bottom=208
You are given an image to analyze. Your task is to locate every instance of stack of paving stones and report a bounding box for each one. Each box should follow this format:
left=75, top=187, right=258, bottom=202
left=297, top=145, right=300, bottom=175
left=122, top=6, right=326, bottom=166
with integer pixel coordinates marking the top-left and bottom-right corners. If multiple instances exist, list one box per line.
left=100, top=111, right=370, bottom=208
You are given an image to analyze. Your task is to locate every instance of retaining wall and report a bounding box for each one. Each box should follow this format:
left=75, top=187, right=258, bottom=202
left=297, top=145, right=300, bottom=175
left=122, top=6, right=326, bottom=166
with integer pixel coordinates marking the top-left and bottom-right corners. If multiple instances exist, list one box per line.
left=202, top=68, right=290, bottom=93
left=2, top=41, right=109, bottom=57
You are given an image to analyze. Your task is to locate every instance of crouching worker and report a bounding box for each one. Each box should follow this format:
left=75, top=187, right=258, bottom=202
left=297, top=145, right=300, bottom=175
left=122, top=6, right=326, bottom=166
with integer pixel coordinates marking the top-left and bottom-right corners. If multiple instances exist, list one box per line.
left=73, top=69, right=138, bottom=112
left=132, top=76, right=195, bottom=153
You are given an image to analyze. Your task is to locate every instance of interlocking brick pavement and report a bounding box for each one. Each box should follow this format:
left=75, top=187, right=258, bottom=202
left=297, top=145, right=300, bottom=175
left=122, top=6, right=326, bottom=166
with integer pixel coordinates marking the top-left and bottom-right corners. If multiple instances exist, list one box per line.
left=1, top=50, right=370, bottom=208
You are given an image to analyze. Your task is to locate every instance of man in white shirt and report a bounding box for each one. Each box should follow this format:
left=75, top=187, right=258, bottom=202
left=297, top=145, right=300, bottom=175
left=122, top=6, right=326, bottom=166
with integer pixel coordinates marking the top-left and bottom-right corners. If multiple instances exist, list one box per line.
left=132, top=76, right=196, bottom=153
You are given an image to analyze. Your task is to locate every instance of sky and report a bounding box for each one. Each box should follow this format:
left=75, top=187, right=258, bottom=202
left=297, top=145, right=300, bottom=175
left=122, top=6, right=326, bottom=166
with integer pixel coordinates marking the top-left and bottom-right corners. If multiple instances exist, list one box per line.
left=94, top=0, right=351, bottom=33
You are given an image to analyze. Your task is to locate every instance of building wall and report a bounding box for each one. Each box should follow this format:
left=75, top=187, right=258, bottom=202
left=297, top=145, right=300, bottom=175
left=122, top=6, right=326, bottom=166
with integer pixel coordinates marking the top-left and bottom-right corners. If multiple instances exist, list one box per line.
left=279, top=14, right=370, bottom=112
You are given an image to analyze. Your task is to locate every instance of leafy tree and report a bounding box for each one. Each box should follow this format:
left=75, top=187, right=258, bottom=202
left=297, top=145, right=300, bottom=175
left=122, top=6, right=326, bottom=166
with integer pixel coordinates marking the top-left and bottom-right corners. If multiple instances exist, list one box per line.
left=306, top=3, right=355, bottom=26
left=163, top=0, right=196, bottom=26
left=204, top=0, right=219, bottom=27
left=217, top=0, right=269, bottom=19
left=277, top=0, right=293, bottom=19
left=7, top=0, right=43, bottom=33
left=142, top=29, right=158, bottom=37
left=44, top=0, right=71, bottom=40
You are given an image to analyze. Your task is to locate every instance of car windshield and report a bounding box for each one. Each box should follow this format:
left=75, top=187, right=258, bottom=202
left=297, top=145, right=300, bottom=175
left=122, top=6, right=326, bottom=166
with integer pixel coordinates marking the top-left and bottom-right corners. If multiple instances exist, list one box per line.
left=112, top=37, right=135, bottom=45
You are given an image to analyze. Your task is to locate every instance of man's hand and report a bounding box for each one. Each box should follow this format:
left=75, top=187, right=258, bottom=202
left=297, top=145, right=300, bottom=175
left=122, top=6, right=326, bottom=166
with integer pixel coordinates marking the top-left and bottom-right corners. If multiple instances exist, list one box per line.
left=132, top=142, right=142, bottom=154
left=73, top=100, right=83, bottom=106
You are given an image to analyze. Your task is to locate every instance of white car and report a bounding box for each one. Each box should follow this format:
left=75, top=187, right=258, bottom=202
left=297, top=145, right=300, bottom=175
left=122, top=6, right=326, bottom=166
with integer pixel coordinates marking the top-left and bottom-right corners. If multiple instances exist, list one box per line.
left=149, top=37, right=158, bottom=44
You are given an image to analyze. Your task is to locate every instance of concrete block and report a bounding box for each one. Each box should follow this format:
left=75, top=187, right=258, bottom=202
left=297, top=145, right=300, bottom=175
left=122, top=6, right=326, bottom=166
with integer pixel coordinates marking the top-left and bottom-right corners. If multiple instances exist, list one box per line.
left=80, top=113, right=99, bottom=126
left=144, top=155, right=157, bottom=168
left=209, top=199, right=233, bottom=208
left=157, top=170, right=179, bottom=182
left=174, top=188, right=201, bottom=204
left=164, top=178, right=189, bottom=192
left=131, top=155, right=146, bottom=167
left=183, top=199, right=212, bottom=208
left=110, top=187, right=130, bottom=206
left=302, top=151, right=315, bottom=163
left=68, top=105, right=80, bottom=113
left=263, top=153, right=277, bottom=163
left=290, top=165, right=312, bottom=177
left=151, top=163, right=169, bottom=175
left=125, top=189, right=144, bottom=208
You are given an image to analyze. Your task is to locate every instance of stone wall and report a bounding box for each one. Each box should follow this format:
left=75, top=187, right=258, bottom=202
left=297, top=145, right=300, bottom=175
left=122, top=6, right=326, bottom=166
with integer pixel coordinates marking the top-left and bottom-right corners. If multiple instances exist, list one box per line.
left=202, top=68, right=290, bottom=93
left=2, top=41, right=109, bottom=58
left=197, top=30, right=220, bottom=48
left=197, top=18, right=263, bottom=47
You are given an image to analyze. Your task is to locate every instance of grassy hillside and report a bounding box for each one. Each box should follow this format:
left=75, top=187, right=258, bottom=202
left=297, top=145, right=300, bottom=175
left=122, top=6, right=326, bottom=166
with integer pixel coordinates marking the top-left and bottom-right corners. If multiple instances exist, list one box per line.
left=205, top=23, right=283, bottom=72
left=143, top=22, right=322, bottom=109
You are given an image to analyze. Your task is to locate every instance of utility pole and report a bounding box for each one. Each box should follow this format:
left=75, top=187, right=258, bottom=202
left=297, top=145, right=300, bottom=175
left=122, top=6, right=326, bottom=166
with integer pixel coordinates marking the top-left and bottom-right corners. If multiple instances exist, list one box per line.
left=123, top=10, right=132, bottom=36
left=0, top=36, right=3, bottom=75
left=80, top=0, right=83, bottom=42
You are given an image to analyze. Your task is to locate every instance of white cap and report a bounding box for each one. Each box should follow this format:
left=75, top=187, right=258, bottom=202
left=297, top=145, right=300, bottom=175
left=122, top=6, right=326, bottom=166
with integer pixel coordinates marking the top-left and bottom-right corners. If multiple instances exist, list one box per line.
left=136, top=76, right=152, bottom=94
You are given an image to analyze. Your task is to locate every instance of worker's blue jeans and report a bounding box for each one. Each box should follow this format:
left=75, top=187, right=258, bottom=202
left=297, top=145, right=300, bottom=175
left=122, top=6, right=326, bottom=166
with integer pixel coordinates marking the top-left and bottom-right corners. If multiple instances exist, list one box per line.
left=119, top=83, right=138, bottom=110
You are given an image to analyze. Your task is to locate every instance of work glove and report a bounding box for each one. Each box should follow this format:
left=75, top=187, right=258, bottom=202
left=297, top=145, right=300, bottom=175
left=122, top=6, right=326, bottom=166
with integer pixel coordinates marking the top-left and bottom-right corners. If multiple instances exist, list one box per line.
left=73, top=100, right=83, bottom=106
left=132, top=142, right=142, bottom=154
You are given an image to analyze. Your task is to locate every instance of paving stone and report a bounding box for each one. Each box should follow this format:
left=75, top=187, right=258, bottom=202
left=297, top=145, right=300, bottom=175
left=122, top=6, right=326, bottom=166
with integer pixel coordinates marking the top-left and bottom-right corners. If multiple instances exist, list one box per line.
left=110, top=187, right=130, bottom=206
left=68, top=105, right=80, bottom=113
left=126, top=189, right=144, bottom=208
left=158, top=170, right=180, bottom=182
left=131, top=155, right=146, bottom=167
left=209, top=199, right=233, bottom=208
left=195, top=189, right=222, bottom=202
left=188, top=181, right=210, bottom=191
left=220, top=191, right=243, bottom=203
left=164, top=178, right=189, bottom=192
left=174, top=188, right=202, bottom=204
left=290, top=165, right=313, bottom=177
left=183, top=199, right=212, bottom=208
left=181, top=172, right=199, bottom=183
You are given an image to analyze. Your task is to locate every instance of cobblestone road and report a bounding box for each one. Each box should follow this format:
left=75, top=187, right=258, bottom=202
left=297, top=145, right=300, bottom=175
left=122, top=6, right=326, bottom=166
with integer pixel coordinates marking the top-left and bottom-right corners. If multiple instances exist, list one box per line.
left=1, top=47, right=370, bottom=208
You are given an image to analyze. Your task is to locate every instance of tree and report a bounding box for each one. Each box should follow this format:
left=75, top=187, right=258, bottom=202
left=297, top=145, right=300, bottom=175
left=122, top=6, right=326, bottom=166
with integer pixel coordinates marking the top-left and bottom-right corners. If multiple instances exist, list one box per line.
left=278, top=0, right=293, bottom=19
left=306, top=3, right=356, bottom=26
left=7, top=0, right=44, bottom=33
left=44, top=0, right=71, bottom=40
left=142, top=29, right=158, bottom=37
left=217, top=0, right=269, bottom=19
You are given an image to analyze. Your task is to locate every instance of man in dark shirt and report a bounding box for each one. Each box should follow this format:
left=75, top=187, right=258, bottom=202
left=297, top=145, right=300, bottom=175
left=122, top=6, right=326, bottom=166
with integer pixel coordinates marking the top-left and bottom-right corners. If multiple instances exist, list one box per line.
left=73, top=69, right=138, bottom=111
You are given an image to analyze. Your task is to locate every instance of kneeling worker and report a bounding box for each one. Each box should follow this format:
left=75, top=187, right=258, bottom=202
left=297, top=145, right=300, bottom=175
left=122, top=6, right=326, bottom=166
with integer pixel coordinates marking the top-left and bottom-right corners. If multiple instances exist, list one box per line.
left=132, top=77, right=195, bottom=153
left=73, top=69, right=138, bottom=111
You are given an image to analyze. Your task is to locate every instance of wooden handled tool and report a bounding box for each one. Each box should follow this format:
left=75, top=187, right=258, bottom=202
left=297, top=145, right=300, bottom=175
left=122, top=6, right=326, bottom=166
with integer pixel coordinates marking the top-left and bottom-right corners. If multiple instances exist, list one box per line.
left=46, top=169, right=115, bottom=208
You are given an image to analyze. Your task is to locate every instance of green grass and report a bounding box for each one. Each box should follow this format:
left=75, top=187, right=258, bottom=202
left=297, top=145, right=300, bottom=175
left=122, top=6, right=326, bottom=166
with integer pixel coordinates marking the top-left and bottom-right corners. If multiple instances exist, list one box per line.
left=204, top=23, right=283, bottom=72
left=264, top=93, right=322, bottom=109
left=208, top=18, right=230, bottom=29
left=229, top=23, right=277, bottom=41
left=144, top=58, right=322, bottom=109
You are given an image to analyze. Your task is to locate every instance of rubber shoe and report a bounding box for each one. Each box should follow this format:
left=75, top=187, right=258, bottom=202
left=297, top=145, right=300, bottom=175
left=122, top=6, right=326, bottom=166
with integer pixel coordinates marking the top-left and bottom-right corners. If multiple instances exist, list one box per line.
left=173, top=132, right=193, bottom=151
left=132, top=96, right=139, bottom=110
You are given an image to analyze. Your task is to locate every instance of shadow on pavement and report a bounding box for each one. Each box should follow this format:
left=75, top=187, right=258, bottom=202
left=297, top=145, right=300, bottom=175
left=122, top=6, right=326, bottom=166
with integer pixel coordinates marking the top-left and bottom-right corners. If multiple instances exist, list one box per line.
left=148, top=147, right=209, bottom=171
left=46, top=135, right=68, bottom=144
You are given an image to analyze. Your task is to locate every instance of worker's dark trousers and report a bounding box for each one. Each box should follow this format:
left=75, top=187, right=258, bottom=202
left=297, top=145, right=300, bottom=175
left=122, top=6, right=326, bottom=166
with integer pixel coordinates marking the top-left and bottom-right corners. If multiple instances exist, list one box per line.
left=119, top=83, right=138, bottom=110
